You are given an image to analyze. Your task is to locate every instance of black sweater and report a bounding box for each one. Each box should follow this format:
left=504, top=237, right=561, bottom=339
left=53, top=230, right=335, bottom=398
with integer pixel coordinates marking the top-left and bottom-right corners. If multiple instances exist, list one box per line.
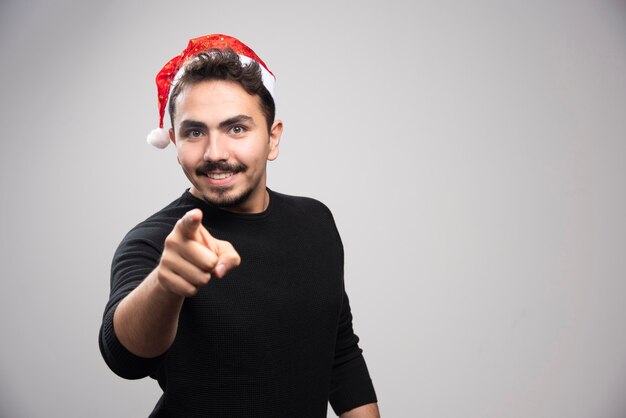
left=99, top=189, right=377, bottom=417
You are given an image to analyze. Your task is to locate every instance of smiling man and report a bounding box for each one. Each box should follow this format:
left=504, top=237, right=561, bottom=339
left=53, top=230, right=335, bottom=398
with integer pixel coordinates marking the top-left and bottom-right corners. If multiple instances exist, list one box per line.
left=99, top=34, right=379, bottom=418
left=172, top=79, right=280, bottom=213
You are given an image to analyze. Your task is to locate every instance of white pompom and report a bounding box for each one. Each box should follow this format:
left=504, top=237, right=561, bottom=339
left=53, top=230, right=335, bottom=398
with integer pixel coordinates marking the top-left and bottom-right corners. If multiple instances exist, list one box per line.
left=147, top=128, right=171, bottom=149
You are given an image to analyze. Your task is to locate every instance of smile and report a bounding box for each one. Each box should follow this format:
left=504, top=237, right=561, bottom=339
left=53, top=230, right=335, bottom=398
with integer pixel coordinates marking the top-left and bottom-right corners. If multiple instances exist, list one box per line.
left=206, top=172, right=234, bottom=180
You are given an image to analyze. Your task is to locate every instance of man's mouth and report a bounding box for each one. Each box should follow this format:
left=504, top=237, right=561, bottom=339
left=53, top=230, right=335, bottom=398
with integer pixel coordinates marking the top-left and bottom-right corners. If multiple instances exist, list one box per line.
left=196, top=162, right=246, bottom=178
left=206, top=172, right=235, bottom=180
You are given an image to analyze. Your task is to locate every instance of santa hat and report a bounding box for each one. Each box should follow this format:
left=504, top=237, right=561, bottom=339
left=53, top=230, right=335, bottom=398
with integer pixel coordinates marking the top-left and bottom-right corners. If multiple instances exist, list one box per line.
left=147, top=34, right=276, bottom=149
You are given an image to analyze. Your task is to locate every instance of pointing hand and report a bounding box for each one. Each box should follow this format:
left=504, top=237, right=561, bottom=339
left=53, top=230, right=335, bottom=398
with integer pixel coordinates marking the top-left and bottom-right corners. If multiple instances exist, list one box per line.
left=156, top=209, right=241, bottom=297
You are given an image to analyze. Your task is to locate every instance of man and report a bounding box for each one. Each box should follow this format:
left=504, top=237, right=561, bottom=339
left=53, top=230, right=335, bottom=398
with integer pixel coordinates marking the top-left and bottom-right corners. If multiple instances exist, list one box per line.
left=99, top=34, right=379, bottom=417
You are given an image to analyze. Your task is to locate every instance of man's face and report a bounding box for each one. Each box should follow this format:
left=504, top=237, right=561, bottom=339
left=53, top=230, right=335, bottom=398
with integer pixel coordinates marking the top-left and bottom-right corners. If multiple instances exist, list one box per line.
left=170, top=80, right=282, bottom=213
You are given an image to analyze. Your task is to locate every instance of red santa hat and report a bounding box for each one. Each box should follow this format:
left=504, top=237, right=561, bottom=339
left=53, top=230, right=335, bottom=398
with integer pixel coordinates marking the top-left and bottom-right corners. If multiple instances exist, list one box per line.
left=147, top=34, right=276, bottom=148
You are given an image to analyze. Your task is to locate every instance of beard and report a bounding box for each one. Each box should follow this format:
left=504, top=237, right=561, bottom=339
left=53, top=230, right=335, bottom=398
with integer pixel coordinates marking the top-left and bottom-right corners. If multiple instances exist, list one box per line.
left=199, top=184, right=255, bottom=209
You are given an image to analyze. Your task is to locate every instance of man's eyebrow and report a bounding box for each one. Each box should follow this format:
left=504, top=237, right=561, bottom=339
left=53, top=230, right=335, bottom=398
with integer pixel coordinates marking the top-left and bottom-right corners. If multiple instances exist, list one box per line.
left=179, top=120, right=208, bottom=131
left=218, top=115, right=255, bottom=129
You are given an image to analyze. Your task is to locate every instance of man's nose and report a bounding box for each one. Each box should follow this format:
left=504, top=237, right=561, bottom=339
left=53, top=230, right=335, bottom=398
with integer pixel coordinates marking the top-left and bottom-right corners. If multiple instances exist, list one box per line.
left=203, top=135, right=230, bottom=161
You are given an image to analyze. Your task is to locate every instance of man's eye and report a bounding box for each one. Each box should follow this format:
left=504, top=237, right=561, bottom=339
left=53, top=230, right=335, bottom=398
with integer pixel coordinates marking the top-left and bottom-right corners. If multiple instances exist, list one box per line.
left=189, top=130, right=202, bottom=138
left=230, top=125, right=246, bottom=135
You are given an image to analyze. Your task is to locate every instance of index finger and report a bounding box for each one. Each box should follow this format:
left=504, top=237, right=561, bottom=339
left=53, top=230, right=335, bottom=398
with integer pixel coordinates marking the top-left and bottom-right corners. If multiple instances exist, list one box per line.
left=178, top=209, right=203, bottom=241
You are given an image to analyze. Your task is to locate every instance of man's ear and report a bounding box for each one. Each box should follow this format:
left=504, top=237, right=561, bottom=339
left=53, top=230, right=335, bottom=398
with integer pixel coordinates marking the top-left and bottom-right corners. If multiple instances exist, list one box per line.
left=169, top=128, right=176, bottom=145
left=268, top=120, right=283, bottom=161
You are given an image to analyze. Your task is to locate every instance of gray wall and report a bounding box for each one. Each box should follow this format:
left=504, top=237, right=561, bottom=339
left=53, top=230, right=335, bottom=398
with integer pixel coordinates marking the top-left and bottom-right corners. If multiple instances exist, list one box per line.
left=1, top=0, right=625, bottom=416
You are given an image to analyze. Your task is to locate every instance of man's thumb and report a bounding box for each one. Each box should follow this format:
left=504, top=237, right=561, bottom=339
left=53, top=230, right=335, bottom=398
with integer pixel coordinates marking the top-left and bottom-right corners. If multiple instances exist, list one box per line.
left=213, top=243, right=241, bottom=279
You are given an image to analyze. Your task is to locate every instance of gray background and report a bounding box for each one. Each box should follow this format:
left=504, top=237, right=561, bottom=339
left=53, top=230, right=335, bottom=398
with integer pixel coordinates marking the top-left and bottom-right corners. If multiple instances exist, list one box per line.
left=1, top=0, right=625, bottom=417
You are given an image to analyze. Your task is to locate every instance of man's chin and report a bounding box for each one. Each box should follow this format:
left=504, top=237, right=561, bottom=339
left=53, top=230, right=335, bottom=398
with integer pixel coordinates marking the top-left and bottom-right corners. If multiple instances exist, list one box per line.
left=199, top=188, right=252, bottom=210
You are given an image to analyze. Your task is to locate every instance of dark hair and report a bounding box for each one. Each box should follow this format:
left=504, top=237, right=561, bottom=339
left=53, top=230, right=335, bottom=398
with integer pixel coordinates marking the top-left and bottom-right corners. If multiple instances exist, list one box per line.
left=168, top=48, right=275, bottom=131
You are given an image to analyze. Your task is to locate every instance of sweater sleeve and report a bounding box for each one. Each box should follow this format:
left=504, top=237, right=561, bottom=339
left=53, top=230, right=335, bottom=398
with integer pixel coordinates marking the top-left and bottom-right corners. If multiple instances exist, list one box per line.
left=98, top=222, right=170, bottom=379
left=328, top=289, right=378, bottom=415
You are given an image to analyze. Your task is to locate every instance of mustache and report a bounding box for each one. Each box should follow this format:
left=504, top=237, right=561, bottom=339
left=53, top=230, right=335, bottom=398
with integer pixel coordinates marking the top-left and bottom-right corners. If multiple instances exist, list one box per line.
left=195, top=161, right=246, bottom=176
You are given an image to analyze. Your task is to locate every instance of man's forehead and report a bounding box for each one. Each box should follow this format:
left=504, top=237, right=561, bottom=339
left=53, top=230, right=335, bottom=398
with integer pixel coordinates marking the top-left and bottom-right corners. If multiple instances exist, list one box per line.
left=174, top=81, right=263, bottom=123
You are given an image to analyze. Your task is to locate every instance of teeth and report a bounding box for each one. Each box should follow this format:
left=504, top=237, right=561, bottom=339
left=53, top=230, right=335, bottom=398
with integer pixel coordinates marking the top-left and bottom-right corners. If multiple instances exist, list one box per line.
left=207, top=172, right=233, bottom=180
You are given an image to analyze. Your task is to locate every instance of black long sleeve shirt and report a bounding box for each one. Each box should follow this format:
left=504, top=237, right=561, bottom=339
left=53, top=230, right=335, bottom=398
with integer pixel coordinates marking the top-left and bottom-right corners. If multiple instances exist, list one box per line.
left=99, top=189, right=377, bottom=417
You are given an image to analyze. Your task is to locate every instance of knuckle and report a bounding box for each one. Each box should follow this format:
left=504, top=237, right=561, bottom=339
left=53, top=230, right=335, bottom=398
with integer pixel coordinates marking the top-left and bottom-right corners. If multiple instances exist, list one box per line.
left=227, top=251, right=241, bottom=267
left=200, top=261, right=216, bottom=273
left=199, top=252, right=217, bottom=271
left=182, top=286, right=197, bottom=298
left=164, top=235, right=178, bottom=249
left=228, top=257, right=241, bottom=268
left=198, top=273, right=212, bottom=286
left=159, top=256, right=173, bottom=269
left=207, top=252, right=219, bottom=266
left=156, top=264, right=169, bottom=280
left=156, top=270, right=175, bottom=292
